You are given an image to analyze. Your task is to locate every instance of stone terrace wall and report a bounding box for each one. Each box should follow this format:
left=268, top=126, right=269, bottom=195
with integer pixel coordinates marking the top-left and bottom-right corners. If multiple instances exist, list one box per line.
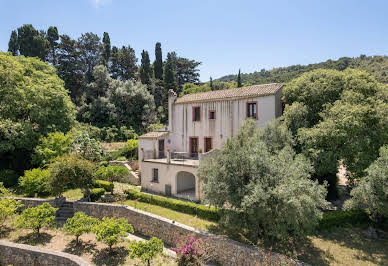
left=0, top=240, right=91, bottom=266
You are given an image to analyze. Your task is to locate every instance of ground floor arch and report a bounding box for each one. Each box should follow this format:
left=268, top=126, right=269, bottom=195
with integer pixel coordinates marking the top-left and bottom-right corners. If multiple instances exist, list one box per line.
left=176, top=171, right=196, bottom=200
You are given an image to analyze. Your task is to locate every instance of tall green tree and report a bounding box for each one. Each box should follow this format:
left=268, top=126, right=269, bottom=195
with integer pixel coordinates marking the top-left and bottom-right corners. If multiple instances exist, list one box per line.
left=17, top=24, right=49, bottom=60
left=163, top=52, right=178, bottom=93
left=77, top=32, right=102, bottom=83
left=154, top=42, right=163, bottom=80
left=102, top=32, right=111, bottom=66
left=47, top=26, right=59, bottom=65
left=7, top=30, right=18, bottom=56
left=110, top=45, right=138, bottom=81
left=175, top=56, right=201, bottom=94
left=210, top=76, right=213, bottom=90
left=139, top=50, right=152, bottom=85
left=237, top=69, right=242, bottom=87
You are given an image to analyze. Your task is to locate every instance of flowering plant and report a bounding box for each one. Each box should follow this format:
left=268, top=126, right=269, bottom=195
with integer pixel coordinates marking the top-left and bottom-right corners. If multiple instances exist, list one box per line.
left=174, top=236, right=211, bottom=266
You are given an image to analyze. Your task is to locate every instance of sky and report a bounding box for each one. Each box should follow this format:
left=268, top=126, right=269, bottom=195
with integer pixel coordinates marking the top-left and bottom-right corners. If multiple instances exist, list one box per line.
left=1, top=0, right=388, bottom=81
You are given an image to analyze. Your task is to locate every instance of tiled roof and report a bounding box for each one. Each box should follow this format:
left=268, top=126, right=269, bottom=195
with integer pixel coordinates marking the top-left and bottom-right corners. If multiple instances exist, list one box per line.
left=175, top=83, right=282, bottom=104
left=139, top=131, right=169, bottom=139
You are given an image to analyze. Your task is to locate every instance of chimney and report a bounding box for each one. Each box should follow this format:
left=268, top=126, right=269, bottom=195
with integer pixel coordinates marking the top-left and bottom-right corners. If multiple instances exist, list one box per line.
left=168, top=89, right=177, bottom=132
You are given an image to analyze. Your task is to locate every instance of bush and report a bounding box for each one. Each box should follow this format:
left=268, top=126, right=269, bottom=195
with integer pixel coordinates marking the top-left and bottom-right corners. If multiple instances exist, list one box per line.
left=129, top=237, right=164, bottom=266
left=93, top=217, right=134, bottom=251
left=0, top=183, right=23, bottom=228
left=125, top=189, right=220, bottom=221
left=64, top=212, right=99, bottom=243
left=94, top=165, right=129, bottom=194
left=120, top=138, right=138, bottom=160
left=318, top=210, right=370, bottom=231
left=95, top=180, right=113, bottom=193
left=90, top=188, right=105, bottom=202
left=116, top=156, right=127, bottom=161
left=0, top=169, right=19, bottom=188
left=19, top=168, right=50, bottom=197
left=174, top=236, right=212, bottom=266
left=15, top=202, right=57, bottom=235
left=71, top=132, right=104, bottom=162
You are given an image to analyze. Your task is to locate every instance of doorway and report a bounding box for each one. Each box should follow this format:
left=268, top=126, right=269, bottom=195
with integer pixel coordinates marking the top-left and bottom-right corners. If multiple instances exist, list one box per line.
left=158, top=139, right=165, bottom=158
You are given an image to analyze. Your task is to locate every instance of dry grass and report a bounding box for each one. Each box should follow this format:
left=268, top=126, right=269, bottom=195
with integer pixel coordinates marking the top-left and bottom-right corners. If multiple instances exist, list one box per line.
left=101, top=142, right=126, bottom=152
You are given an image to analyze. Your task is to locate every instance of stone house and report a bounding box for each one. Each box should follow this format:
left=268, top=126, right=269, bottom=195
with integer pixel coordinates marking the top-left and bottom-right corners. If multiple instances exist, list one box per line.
left=138, top=83, right=283, bottom=201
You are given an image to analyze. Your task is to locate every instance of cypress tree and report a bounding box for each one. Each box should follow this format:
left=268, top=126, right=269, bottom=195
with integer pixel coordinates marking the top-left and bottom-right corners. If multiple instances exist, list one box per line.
left=47, top=26, right=59, bottom=65
left=8, top=30, right=19, bottom=56
left=237, top=69, right=242, bottom=87
left=139, top=50, right=152, bottom=85
left=163, top=52, right=177, bottom=92
left=210, top=76, right=213, bottom=90
left=102, top=32, right=111, bottom=66
left=154, top=42, right=163, bottom=80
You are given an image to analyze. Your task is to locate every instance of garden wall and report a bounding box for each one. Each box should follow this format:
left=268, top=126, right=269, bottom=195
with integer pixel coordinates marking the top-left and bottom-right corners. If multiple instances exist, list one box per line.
left=0, top=240, right=91, bottom=266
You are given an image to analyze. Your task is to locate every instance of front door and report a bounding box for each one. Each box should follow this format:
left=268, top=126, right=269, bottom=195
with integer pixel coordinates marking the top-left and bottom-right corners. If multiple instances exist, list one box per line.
left=158, top=139, right=165, bottom=158
left=189, top=137, right=199, bottom=157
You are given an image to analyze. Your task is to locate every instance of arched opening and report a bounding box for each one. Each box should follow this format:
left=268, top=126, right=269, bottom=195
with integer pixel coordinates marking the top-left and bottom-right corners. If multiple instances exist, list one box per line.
left=176, top=171, right=196, bottom=199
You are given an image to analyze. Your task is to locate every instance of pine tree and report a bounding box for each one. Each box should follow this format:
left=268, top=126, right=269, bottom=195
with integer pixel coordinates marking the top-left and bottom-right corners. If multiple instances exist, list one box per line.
left=210, top=76, right=213, bottom=90
left=8, top=30, right=18, bottom=56
left=237, top=69, right=242, bottom=87
left=47, top=26, right=59, bottom=65
left=154, top=42, right=163, bottom=80
left=102, top=32, right=111, bottom=66
left=139, top=50, right=152, bottom=85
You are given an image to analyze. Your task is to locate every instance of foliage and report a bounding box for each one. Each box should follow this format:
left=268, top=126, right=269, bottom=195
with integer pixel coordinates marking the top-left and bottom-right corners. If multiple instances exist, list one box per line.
left=93, top=217, right=134, bottom=250
left=71, top=132, right=104, bottom=162
left=180, top=81, right=236, bottom=96
left=317, top=210, right=370, bottom=231
left=32, top=132, right=73, bottom=166
left=95, top=180, right=113, bottom=193
left=15, top=24, right=49, bottom=60
left=90, top=188, right=105, bottom=202
left=64, top=212, right=99, bottom=243
left=124, top=189, right=220, bottom=221
left=129, top=237, right=164, bottom=266
left=146, top=123, right=165, bottom=132
left=153, top=42, right=163, bottom=80
left=174, top=236, right=210, bottom=266
left=0, top=182, right=23, bottom=228
left=19, top=168, right=50, bottom=197
left=48, top=154, right=95, bottom=197
left=95, top=165, right=129, bottom=185
left=110, top=45, right=138, bottom=81
left=237, top=69, right=242, bottom=87
left=15, top=202, right=57, bottom=234
left=120, top=139, right=138, bottom=160
left=139, top=50, right=152, bottom=85
left=0, top=169, right=19, bottom=188
left=197, top=120, right=329, bottom=241
left=344, top=145, right=388, bottom=222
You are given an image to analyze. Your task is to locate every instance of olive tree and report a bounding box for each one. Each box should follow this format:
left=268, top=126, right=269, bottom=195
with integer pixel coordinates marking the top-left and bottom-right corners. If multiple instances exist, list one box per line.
left=198, top=120, right=329, bottom=242
left=129, top=237, right=164, bottom=266
left=0, top=182, right=23, bottom=228
left=64, top=212, right=99, bottom=244
left=15, top=202, right=57, bottom=235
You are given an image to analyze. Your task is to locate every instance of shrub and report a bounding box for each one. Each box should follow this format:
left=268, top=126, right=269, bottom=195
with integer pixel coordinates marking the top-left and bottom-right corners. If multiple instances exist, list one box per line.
left=71, top=132, right=104, bottom=162
left=90, top=188, right=105, bottom=202
left=318, top=210, right=370, bottom=231
left=93, top=217, right=134, bottom=251
left=64, top=212, right=99, bottom=243
left=124, top=189, right=220, bottom=221
left=95, top=165, right=129, bottom=194
left=19, top=168, right=50, bottom=197
left=116, top=156, right=127, bottom=161
left=0, top=182, right=23, bottom=228
left=48, top=154, right=96, bottom=198
left=95, top=180, right=113, bottom=193
left=15, top=202, right=57, bottom=235
left=174, top=236, right=212, bottom=266
left=129, top=237, right=164, bottom=266
left=120, top=138, right=138, bottom=160
left=0, top=169, right=19, bottom=188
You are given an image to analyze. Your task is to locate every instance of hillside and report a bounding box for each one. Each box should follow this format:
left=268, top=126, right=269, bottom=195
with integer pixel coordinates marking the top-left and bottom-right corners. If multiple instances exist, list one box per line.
left=217, top=55, right=388, bottom=84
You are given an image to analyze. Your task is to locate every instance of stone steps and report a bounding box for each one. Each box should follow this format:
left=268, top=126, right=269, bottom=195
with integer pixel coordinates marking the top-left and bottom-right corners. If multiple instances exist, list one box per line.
left=55, top=201, right=74, bottom=225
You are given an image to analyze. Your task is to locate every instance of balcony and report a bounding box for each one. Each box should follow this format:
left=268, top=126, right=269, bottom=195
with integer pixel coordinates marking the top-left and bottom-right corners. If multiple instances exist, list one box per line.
left=141, top=150, right=199, bottom=167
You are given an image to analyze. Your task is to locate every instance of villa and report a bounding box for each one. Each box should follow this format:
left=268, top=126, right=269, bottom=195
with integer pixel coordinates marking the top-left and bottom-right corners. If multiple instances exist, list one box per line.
left=138, top=83, right=283, bottom=201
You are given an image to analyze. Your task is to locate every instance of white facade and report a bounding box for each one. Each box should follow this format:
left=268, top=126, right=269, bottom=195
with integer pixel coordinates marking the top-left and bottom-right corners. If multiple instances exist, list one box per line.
left=138, top=84, right=283, bottom=200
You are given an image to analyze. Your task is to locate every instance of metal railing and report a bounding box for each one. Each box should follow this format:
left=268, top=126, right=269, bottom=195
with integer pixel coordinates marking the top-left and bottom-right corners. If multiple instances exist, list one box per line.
left=171, top=152, right=199, bottom=160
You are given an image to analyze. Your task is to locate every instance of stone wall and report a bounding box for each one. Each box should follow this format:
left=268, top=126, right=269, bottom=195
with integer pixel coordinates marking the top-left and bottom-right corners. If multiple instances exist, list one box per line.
left=0, top=240, right=90, bottom=266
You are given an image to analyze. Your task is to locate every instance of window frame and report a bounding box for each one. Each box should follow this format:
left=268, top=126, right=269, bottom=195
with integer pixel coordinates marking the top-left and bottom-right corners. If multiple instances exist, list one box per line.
left=204, top=137, right=212, bottom=152
left=208, top=110, right=216, bottom=120
left=246, top=101, right=258, bottom=120
left=152, top=168, right=159, bottom=183
left=189, top=136, right=199, bottom=154
left=192, top=106, right=201, bottom=121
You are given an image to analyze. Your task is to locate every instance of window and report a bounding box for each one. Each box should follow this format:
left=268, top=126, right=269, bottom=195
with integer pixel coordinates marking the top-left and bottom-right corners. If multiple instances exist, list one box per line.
left=152, top=168, right=159, bottom=183
left=247, top=102, right=257, bottom=119
left=209, top=110, right=216, bottom=120
left=204, top=137, right=212, bottom=152
left=193, top=106, right=201, bottom=121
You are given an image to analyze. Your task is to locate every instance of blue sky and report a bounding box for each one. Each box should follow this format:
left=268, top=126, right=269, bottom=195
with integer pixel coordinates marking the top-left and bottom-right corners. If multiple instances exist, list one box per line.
left=1, top=0, right=387, bottom=81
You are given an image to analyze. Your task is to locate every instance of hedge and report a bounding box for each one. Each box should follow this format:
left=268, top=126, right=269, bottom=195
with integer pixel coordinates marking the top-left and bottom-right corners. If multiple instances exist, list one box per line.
left=318, top=210, right=370, bottom=231
left=95, top=180, right=113, bottom=192
left=124, top=189, right=220, bottom=221
left=90, top=188, right=105, bottom=202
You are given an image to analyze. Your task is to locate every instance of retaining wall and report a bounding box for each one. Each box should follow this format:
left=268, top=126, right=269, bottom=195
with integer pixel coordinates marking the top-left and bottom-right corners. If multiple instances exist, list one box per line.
left=0, top=240, right=91, bottom=266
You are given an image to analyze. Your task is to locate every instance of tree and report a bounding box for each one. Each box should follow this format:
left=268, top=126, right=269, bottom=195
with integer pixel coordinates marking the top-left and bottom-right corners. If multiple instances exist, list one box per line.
left=15, top=202, right=57, bottom=235
left=139, top=50, right=152, bottom=86
left=0, top=183, right=23, bottom=228
left=129, top=237, right=164, bottom=266
left=94, top=165, right=129, bottom=194
left=71, top=133, right=104, bottom=162
left=8, top=30, right=19, bottom=56
left=237, top=69, right=242, bottom=87
left=64, top=212, right=99, bottom=244
left=210, top=77, right=213, bottom=90
left=93, top=217, right=134, bottom=252
left=154, top=42, right=163, bottom=80
left=175, top=56, right=201, bottom=94
left=32, top=132, right=73, bottom=167
left=19, top=168, right=50, bottom=197
left=17, top=24, right=49, bottom=60
left=0, top=53, right=75, bottom=174
left=77, top=32, right=102, bottom=83
left=110, top=45, right=138, bottom=81
left=344, top=145, right=388, bottom=223
left=197, top=120, right=329, bottom=241
left=47, top=26, right=59, bottom=65
left=163, top=52, right=178, bottom=93
left=48, top=154, right=95, bottom=197
left=102, top=32, right=111, bottom=66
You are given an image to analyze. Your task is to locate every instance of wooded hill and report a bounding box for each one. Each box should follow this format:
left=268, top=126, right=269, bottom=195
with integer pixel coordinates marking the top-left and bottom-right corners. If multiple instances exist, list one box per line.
left=217, top=55, right=388, bottom=85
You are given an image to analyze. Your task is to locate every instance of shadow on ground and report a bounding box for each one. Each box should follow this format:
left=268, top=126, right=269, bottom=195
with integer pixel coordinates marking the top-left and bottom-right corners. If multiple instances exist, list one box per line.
left=0, top=226, right=15, bottom=239
left=14, top=232, right=53, bottom=246
left=63, top=239, right=97, bottom=256
left=92, top=246, right=129, bottom=266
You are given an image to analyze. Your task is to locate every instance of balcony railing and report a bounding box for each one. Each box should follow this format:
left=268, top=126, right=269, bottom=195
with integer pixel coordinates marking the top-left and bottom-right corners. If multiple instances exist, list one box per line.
left=171, top=152, right=198, bottom=160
